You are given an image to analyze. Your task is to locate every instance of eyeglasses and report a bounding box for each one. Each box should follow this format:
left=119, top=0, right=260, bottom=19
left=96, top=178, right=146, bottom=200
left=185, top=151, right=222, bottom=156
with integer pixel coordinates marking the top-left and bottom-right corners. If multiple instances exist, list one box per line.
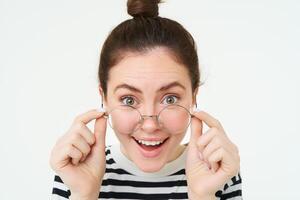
left=104, top=104, right=194, bottom=135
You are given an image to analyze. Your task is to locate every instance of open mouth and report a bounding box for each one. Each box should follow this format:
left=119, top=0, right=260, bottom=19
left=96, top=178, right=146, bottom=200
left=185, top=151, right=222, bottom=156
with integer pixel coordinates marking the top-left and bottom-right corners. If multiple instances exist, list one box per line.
left=132, top=137, right=169, bottom=153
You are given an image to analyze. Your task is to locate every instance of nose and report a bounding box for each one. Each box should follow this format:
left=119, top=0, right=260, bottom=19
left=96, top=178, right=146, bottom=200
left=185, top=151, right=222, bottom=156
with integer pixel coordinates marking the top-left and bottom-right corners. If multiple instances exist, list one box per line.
left=140, top=115, right=160, bottom=133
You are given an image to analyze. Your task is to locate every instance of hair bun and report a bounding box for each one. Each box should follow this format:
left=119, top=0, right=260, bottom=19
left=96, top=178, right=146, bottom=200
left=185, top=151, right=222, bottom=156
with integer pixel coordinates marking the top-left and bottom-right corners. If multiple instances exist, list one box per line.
left=127, top=0, right=161, bottom=18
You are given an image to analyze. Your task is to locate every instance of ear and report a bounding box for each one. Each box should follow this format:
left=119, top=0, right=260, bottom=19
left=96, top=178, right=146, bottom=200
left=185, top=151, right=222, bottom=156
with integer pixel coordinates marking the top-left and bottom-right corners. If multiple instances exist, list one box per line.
left=192, top=87, right=199, bottom=106
left=98, top=84, right=104, bottom=97
left=98, top=84, right=107, bottom=107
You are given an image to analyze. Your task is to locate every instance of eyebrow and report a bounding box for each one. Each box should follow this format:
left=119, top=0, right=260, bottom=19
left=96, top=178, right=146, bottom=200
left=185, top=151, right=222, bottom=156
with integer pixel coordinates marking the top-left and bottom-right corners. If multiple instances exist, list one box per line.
left=114, top=81, right=186, bottom=94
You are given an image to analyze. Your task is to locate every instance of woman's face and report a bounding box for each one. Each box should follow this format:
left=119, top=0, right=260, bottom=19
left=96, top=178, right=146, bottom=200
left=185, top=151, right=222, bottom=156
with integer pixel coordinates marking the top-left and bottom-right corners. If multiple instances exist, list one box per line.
left=102, top=47, right=197, bottom=172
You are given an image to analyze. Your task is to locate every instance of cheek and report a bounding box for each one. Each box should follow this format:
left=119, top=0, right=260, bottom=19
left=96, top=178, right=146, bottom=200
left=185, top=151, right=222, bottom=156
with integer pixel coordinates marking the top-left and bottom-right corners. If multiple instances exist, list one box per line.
left=168, top=132, right=186, bottom=145
left=159, top=109, right=191, bottom=135
left=113, top=131, right=132, bottom=145
left=106, top=106, right=142, bottom=135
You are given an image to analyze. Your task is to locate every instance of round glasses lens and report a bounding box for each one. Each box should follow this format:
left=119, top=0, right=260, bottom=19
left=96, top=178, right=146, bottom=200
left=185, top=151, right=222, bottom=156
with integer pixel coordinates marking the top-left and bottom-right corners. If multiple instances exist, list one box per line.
left=158, top=105, right=191, bottom=134
left=107, top=106, right=141, bottom=134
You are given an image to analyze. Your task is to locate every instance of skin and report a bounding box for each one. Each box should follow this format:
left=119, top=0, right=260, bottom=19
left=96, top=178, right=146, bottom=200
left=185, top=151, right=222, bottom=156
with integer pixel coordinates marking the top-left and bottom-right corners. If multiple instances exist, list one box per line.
left=49, top=47, right=240, bottom=200
left=101, top=47, right=197, bottom=172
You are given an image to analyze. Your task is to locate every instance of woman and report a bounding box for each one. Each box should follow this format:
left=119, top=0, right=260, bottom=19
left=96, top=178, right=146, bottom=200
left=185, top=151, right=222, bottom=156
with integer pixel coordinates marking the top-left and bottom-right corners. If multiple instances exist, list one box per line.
left=50, top=0, right=242, bottom=199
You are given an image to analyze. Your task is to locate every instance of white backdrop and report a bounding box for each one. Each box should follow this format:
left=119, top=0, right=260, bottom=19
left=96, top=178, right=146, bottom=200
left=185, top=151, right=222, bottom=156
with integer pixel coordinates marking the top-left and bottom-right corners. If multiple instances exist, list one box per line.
left=1, top=0, right=299, bottom=199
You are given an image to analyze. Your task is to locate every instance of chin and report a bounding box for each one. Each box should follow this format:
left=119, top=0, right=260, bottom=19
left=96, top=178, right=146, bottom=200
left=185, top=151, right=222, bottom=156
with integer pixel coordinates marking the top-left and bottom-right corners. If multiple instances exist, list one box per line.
left=136, top=160, right=165, bottom=173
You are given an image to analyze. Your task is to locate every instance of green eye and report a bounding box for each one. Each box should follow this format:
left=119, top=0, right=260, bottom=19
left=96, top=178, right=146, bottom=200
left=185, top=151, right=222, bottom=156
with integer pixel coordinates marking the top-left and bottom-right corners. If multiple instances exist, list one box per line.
left=121, top=96, right=135, bottom=106
left=163, top=95, right=179, bottom=105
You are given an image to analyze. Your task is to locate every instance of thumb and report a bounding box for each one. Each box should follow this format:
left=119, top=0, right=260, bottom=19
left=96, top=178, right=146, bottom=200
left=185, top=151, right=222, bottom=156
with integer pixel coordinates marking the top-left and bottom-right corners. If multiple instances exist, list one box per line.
left=93, top=116, right=107, bottom=151
left=187, top=116, right=203, bottom=165
left=187, top=116, right=211, bottom=174
left=190, top=116, right=203, bottom=145
left=86, top=116, right=107, bottom=166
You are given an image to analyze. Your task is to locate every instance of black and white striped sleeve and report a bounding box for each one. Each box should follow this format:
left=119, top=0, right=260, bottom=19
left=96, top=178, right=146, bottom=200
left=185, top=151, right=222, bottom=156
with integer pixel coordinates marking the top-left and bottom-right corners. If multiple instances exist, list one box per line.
left=215, top=172, right=243, bottom=199
left=51, top=175, right=70, bottom=200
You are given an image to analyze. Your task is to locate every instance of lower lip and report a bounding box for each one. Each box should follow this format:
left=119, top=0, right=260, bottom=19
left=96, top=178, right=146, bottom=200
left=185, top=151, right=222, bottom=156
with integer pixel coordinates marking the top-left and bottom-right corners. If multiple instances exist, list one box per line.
left=133, top=137, right=169, bottom=158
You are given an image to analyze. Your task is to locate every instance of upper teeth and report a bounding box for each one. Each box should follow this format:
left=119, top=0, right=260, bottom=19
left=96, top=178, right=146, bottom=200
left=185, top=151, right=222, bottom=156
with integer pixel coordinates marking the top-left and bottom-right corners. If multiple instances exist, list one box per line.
left=137, top=140, right=163, bottom=146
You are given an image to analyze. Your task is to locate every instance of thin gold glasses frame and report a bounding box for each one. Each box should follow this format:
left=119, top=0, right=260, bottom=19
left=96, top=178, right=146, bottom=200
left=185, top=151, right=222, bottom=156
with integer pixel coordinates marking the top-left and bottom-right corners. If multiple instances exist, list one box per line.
left=103, top=104, right=195, bottom=126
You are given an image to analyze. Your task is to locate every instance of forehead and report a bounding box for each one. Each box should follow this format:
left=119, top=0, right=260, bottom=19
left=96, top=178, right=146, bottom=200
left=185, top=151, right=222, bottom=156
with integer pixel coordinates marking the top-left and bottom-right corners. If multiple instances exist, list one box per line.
left=108, top=48, right=191, bottom=89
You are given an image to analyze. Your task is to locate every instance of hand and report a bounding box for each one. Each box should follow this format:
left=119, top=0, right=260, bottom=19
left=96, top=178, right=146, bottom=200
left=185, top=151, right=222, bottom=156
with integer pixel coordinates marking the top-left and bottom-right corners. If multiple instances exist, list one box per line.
left=186, top=111, right=240, bottom=199
left=50, top=109, right=107, bottom=199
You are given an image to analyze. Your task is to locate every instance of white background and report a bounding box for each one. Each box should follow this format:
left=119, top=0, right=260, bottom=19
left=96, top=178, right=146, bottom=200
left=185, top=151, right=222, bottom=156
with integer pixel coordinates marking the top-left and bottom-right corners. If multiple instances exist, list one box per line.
left=1, top=0, right=299, bottom=199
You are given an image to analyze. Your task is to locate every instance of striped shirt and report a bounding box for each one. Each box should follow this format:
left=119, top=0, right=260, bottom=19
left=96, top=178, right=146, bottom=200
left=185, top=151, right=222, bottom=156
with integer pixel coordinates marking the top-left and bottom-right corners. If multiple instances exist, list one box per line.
left=52, top=144, right=242, bottom=199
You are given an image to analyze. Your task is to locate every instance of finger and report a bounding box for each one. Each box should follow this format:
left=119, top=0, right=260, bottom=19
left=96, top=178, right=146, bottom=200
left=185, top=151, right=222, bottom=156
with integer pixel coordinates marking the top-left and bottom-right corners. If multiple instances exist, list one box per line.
left=80, top=153, right=89, bottom=163
left=192, top=111, right=224, bottom=131
left=93, top=116, right=107, bottom=150
left=86, top=116, right=107, bottom=166
left=199, top=128, right=236, bottom=156
left=201, top=135, right=222, bottom=160
left=207, top=147, right=238, bottom=184
left=77, top=127, right=95, bottom=162
left=74, top=109, right=105, bottom=125
left=207, top=148, right=225, bottom=167
left=206, top=148, right=223, bottom=174
left=196, top=128, right=217, bottom=152
left=201, top=136, right=222, bottom=173
left=85, top=116, right=107, bottom=165
left=78, top=125, right=96, bottom=146
left=211, top=162, right=220, bottom=173
left=197, top=131, right=220, bottom=172
left=71, top=135, right=91, bottom=159
left=187, top=117, right=204, bottom=165
left=190, top=116, right=203, bottom=145
left=67, top=145, right=83, bottom=165
left=208, top=147, right=234, bottom=175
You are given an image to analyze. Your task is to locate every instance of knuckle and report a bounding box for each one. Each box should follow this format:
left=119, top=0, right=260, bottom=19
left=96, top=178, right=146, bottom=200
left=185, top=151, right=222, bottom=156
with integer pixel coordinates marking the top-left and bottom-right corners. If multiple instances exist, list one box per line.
left=230, top=142, right=239, bottom=154
left=208, top=157, right=214, bottom=163
left=73, top=149, right=82, bottom=159
left=214, top=137, right=221, bottom=146
left=221, top=148, right=225, bottom=155
left=83, top=145, right=91, bottom=155
left=202, top=150, right=208, bottom=159
left=73, top=122, right=85, bottom=131
left=90, top=135, right=96, bottom=144
left=65, top=144, right=73, bottom=153
left=234, top=144, right=239, bottom=153
left=70, top=132, right=81, bottom=141
left=73, top=115, right=83, bottom=123
left=215, top=119, right=222, bottom=126
left=197, top=138, right=205, bottom=147
left=211, top=127, right=219, bottom=134
left=83, top=131, right=95, bottom=145
left=75, top=153, right=82, bottom=159
left=211, top=138, right=220, bottom=148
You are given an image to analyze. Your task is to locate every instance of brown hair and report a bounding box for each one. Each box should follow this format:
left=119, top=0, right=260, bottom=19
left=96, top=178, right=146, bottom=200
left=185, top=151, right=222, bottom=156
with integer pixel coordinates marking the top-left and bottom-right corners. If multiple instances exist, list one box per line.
left=98, top=0, right=200, bottom=99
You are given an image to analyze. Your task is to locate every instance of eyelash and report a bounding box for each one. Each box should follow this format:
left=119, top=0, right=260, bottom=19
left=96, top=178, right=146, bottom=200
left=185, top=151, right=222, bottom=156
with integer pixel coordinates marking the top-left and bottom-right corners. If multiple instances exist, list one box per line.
left=120, top=94, right=180, bottom=106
